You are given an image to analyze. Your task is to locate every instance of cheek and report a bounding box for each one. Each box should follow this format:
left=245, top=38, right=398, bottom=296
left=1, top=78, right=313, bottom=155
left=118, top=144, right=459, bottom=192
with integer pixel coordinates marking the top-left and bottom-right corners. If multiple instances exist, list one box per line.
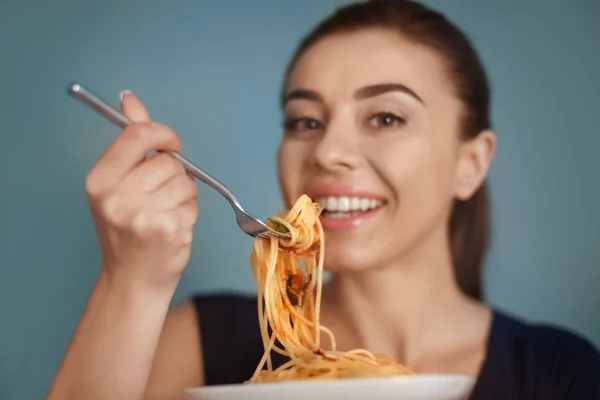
left=373, top=136, right=436, bottom=191
left=402, top=147, right=458, bottom=229
left=374, top=137, right=456, bottom=212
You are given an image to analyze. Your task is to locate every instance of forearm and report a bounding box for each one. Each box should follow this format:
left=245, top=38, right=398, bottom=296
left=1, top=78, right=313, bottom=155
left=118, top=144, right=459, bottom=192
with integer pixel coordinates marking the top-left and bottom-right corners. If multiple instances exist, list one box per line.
left=47, top=269, right=177, bottom=400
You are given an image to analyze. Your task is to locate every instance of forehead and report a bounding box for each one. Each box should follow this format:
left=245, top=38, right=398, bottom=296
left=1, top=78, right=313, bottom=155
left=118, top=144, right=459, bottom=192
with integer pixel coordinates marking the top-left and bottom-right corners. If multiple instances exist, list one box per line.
left=286, top=29, right=453, bottom=102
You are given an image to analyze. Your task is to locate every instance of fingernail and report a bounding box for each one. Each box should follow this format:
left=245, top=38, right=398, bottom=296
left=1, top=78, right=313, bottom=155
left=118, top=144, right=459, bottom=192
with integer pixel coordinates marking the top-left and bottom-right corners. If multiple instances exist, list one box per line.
left=119, top=90, right=132, bottom=103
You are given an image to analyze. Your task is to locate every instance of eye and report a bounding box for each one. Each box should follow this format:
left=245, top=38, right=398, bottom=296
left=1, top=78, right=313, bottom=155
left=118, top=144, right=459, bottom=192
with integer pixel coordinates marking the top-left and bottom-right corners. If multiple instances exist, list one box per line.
left=367, top=112, right=406, bottom=129
left=283, top=117, right=323, bottom=133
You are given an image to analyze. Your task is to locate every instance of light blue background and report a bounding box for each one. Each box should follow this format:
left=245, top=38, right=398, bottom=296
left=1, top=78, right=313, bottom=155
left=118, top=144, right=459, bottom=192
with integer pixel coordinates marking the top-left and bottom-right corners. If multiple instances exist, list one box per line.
left=1, top=1, right=599, bottom=399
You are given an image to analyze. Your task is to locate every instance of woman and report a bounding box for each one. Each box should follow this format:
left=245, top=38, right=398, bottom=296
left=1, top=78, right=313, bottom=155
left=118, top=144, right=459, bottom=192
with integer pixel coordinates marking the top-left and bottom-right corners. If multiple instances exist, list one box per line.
left=47, top=1, right=600, bottom=399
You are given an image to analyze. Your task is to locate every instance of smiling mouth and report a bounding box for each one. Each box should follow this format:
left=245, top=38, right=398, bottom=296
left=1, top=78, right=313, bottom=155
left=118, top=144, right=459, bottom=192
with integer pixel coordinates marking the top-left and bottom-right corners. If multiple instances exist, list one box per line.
left=315, top=196, right=386, bottom=219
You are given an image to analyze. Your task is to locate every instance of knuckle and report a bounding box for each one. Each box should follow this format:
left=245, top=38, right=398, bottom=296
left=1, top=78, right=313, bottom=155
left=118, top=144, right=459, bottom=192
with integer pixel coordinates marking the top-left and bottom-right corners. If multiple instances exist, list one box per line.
left=151, top=122, right=182, bottom=149
left=154, top=122, right=177, bottom=139
left=85, top=172, right=100, bottom=197
left=87, top=168, right=118, bottom=199
left=188, top=180, right=199, bottom=197
left=100, top=195, right=125, bottom=225
left=178, top=176, right=198, bottom=199
left=132, top=210, right=150, bottom=236
left=158, top=217, right=180, bottom=240
left=133, top=212, right=180, bottom=241
left=177, top=172, right=195, bottom=188
left=181, top=231, right=194, bottom=246
left=182, top=201, right=200, bottom=224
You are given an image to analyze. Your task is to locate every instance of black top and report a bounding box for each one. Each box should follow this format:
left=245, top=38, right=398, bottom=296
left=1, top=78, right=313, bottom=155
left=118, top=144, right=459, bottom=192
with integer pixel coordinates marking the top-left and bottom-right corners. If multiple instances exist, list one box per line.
left=193, top=294, right=600, bottom=399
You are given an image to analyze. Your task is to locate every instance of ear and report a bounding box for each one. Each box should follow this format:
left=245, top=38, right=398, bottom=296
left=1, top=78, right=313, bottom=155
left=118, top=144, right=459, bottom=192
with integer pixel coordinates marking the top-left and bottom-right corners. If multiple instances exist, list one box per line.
left=454, top=130, right=496, bottom=200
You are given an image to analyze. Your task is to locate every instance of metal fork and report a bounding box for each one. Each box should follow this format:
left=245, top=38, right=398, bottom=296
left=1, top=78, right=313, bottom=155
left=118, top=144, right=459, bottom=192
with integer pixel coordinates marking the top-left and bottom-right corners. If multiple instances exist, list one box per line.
left=67, top=82, right=290, bottom=240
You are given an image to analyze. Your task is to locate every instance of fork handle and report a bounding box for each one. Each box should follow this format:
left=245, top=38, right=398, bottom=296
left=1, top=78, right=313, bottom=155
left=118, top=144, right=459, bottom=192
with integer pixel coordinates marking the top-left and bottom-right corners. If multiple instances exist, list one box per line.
left=68, top=83, right=243, bottom=210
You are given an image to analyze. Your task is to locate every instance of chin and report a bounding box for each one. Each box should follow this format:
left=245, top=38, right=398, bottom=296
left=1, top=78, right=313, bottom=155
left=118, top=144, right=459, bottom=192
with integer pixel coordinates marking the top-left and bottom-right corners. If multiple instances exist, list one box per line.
left=322, top=242, right=382, bottom=273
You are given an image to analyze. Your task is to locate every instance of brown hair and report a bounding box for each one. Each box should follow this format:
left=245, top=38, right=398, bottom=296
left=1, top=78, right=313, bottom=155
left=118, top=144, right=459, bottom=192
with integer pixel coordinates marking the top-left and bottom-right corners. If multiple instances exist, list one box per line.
left=282, top=0, right=492, bottom=299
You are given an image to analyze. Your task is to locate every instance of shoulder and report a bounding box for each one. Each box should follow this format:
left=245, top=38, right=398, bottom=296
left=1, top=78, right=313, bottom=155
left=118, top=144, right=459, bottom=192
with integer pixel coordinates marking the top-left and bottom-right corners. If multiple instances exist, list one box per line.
left=494, top=310, right=600, bottom=365
left=490, top=310, right=600, bottom=398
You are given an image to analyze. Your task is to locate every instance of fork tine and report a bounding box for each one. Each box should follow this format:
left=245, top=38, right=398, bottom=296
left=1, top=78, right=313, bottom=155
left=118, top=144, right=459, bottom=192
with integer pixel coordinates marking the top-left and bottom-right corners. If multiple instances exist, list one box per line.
left=256, top=230, right=286, bottom=240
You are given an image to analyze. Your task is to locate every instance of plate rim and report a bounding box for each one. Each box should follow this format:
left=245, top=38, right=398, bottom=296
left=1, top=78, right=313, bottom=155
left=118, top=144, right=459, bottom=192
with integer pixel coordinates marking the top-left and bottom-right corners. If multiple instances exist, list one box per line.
left=185, top=373, right=476, bottom=394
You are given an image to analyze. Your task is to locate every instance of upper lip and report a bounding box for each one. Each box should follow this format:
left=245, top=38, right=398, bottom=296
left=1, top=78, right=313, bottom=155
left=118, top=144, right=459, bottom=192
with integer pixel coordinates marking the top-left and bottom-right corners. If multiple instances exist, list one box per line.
left=306, top=184, right=386, bottom=200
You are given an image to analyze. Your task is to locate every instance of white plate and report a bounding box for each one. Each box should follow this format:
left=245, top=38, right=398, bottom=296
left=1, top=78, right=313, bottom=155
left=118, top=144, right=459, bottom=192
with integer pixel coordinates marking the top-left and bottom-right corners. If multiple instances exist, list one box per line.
left=185, top=374, right=476, bottom=400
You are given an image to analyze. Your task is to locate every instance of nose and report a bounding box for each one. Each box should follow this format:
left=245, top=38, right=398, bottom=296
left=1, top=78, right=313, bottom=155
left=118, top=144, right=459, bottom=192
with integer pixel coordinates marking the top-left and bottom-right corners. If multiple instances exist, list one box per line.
left=312, top=116, right=362, bottom=173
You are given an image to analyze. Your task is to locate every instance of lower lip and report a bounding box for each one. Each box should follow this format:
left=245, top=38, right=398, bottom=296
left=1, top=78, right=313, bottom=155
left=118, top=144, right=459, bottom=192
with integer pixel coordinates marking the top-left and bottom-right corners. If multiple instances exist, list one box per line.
left=319, top=205, right=385, bottom=230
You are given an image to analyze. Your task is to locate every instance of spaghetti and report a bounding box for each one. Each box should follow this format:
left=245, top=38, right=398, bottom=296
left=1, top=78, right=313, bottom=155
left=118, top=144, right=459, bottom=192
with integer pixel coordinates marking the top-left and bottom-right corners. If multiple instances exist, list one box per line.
left=248, top=194, right=414, bottom=383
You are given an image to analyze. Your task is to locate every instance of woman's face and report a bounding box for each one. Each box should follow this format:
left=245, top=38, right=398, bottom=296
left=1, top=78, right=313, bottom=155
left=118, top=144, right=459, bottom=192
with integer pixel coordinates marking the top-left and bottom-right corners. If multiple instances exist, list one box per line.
left=278, top=28, right=493, bottom=272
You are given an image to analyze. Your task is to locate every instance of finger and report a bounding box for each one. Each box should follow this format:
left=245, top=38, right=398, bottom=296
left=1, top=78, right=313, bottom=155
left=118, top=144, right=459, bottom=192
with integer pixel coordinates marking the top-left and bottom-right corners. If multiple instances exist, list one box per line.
left=150, top=173, right=199, bottom=211
left=147, top=199, right=198, bottom=246
left=122, top=152, right=185, bottom=193
left=91, top=122, right=183, bottom=190
left=121, top=91, right=151, bottom=123
left=177, top=198, right=200, bottom=231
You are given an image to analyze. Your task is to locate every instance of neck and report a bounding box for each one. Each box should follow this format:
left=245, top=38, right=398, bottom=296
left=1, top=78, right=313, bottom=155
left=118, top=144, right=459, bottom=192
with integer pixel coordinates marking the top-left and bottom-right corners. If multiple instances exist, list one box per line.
left=322, top=227, right=478, bottom=366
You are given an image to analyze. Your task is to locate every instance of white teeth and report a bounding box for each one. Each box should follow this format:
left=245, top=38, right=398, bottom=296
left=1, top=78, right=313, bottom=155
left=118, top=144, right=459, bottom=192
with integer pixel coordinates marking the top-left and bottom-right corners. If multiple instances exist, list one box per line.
left=359, top=199, right=370, bottom=211
left=338, top=196, right=350, bottom=212
left=316, top=196, right=384, bottom=213
left=325, top=197, right=338, bottom=211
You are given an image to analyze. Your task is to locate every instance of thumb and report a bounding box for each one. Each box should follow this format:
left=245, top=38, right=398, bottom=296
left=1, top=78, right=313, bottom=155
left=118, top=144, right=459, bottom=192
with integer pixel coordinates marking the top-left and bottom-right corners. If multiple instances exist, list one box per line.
left=120, top=90, right=151, bottom=123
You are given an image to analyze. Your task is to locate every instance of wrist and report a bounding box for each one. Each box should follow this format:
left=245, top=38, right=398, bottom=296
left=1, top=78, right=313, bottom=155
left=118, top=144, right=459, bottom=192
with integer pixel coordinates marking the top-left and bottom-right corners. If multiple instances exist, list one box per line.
left=97, top=266, right=179, bottom=306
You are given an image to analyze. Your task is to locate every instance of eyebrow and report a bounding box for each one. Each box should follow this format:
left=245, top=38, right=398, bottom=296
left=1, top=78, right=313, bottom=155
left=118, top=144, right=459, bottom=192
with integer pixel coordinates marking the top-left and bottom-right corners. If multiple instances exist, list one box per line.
left=282, top=82, right=424, bottom=107
left=282, top=89, right=323, bottom=105
left=355, top=83, right=424, bottom=104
